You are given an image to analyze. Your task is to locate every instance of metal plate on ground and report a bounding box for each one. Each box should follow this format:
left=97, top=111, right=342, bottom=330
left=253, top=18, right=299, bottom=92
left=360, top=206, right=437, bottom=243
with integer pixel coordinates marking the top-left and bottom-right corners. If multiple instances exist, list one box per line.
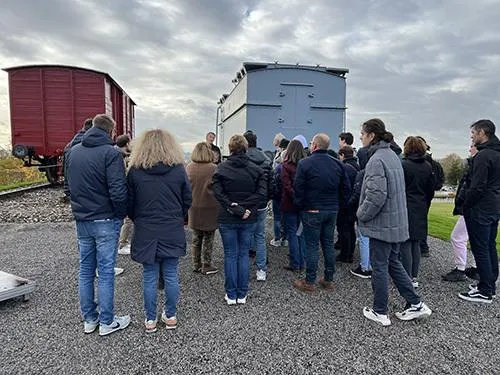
left=0, top=271, right=36, bottom=302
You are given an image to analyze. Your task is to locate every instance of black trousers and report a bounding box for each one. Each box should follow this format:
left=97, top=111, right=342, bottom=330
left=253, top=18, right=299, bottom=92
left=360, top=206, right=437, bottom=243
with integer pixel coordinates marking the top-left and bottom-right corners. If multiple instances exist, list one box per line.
left=337, top=218, right=356, bottom=260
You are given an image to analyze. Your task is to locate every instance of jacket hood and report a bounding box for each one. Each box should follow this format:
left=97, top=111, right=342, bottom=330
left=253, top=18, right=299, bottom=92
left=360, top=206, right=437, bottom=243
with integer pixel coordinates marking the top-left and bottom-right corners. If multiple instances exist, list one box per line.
left=70, top=130, right=86, bottom=147
left=477, top=135, right=500, bottom=153
left=227, top=153, right=250, bottom=168
left=144, top=162, right=177, bottom=175
left=246, top=147, right=270, bottom=166
left=367, top=140, right=391, bottom=158
left=293, top=134, right=308, bottom=148
left=82, top=127, right=114, bottom=148
left=404, top=153, right=427, bottom=162
left=390, top=140, right=402, bottom=155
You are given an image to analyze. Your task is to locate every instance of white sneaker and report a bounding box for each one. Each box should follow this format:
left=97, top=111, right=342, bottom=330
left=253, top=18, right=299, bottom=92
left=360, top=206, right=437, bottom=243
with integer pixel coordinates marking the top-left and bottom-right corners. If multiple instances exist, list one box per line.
left=83, top=318, right=99, bottom=334
left=256, top=269, right=267, bottom=281
left=281, top=240, right=288, bottom=247
left=114, top=267, right=124, bottom=276
left=118, top=244, right=131, bottom=255
left=363, top=307, right=391, bottom=326
left=412, top=279, right=419, bottom=288
left=395, top=302, right=432, bottom=321
left=96, top=267, right=124, bottom=277
left=237, top=296, right=247, bottom=304
left=270, top=239, right=282, bottom=247
left=224, top=294, right=237, bottom=305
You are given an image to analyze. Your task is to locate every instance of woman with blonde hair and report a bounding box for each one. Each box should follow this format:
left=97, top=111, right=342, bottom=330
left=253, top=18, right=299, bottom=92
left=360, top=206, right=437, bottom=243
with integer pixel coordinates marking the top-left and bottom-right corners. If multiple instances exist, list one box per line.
left=187, top=142, right=219, bottom=275
left=127, top=129, right=192, bottom=333
left=212, top=134, right=267, bottom=305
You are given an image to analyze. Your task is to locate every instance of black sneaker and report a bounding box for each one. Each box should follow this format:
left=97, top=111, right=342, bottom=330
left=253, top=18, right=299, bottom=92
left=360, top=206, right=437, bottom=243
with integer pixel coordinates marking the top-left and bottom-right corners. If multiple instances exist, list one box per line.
left=420, top=250, right=430, bottom=258
left=458, top=289, right=493, bottom=304
left=350, top=265, right=372, bottom=279
left=464, top=267, right=480, bottom=281
left=249, top=250, right=256, bottom=258
left=442, top=268, right=466, bottom=282
left=469, top=284, right=496, bottom=298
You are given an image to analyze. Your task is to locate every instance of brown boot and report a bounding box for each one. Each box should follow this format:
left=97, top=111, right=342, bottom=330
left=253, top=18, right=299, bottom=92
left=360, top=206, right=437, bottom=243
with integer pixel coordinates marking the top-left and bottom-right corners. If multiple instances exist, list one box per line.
left=318, top=277, right=334, bottom=290
left=201, top=264, right=218, bottom=275
left=293, top=279, right=315, bottom=293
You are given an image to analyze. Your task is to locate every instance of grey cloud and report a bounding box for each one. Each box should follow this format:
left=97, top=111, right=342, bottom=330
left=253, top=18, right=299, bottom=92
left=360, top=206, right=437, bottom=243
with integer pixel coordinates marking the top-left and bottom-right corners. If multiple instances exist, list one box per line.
left=1, top=0, right=500, bottom=158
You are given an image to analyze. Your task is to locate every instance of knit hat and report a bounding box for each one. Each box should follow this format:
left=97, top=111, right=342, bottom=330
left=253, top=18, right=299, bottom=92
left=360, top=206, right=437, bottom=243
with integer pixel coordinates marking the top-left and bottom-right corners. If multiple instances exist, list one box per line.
left=293, top=134, right=308, bottom=148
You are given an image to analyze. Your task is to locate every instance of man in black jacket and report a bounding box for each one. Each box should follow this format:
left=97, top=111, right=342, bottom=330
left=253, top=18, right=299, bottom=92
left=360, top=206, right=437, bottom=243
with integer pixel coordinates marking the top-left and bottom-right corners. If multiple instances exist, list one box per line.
left=458, top=119, right=500, bottom=304
left=66, top=114, right=130, bottom=335
left=293, top=133, right=351, bottom=292
left=243, top=130, right=271, bottom=281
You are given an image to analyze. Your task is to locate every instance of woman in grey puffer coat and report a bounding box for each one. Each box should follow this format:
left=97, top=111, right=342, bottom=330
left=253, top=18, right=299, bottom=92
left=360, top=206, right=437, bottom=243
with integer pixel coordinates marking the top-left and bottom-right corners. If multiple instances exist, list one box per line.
left=357, top=118, right=432, bottom=326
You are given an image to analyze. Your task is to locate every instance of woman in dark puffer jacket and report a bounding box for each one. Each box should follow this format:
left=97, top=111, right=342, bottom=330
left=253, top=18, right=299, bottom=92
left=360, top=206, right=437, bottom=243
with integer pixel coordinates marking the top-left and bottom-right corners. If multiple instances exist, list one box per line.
left=212, top=135, right=267, bottom=305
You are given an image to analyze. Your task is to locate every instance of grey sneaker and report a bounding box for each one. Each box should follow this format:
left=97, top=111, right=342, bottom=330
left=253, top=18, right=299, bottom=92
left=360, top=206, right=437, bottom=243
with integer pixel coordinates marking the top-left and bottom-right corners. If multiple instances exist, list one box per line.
left=84, top=318, right=99, bottom=334
left=99, top=315, right=131, bottom=336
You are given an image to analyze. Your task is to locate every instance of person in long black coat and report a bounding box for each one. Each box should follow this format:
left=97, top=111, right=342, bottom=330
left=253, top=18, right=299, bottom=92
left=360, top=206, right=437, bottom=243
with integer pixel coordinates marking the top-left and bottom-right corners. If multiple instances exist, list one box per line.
left=400, top=136, right=435, bottom=286
left=127, top=129, right=192, bottom=333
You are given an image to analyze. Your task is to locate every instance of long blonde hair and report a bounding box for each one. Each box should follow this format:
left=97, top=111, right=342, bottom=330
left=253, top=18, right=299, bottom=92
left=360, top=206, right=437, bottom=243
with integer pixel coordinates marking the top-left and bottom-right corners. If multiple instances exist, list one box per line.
left=128, top=129, right=184, bottom=169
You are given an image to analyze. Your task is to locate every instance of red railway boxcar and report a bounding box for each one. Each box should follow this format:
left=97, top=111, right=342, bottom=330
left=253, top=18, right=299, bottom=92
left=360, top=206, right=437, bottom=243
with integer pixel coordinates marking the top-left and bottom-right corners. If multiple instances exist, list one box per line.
left=2, top=64, right=136, bottom=183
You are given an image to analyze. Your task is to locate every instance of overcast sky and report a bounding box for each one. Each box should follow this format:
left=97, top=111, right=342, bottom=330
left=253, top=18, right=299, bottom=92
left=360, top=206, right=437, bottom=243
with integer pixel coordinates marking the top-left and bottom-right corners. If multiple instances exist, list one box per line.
left=1, top=0, right=499, bottom=158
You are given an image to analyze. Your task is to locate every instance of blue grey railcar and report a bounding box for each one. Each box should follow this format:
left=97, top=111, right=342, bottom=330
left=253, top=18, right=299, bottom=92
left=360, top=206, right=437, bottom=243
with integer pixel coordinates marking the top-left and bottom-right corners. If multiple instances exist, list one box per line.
left=216, top=62, right=349, bottom=156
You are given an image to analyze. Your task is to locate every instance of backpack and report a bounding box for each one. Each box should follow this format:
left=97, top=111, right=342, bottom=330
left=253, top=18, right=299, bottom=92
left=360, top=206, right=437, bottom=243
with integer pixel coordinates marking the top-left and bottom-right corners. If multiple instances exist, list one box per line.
left=430, top=158, right=445, bottom=191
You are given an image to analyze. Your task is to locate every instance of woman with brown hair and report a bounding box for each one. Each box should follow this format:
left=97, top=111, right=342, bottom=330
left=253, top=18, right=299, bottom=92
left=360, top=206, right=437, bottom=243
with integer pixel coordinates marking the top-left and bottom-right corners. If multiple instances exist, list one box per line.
left=280, top=139, right=307, bottom=271
left=400, top=136, right=435, bottom=288
left=127, top=129, right=192, bottom=333
left=212, top=135, right=267, bottom=305
left=186, top=142, right=219, bottom=275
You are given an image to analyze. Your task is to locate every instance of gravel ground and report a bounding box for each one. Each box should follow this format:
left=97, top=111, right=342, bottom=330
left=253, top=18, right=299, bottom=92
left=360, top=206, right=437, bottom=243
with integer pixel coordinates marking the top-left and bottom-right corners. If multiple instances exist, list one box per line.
left=0, top=187, right=73, bottom=223
left=1, top=218, right=500, bottom=375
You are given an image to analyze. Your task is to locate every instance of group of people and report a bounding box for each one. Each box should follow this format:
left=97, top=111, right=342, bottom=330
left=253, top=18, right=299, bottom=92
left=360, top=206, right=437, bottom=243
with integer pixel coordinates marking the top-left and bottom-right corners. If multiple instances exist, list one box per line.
left=64, top=113, right=500, bottom=335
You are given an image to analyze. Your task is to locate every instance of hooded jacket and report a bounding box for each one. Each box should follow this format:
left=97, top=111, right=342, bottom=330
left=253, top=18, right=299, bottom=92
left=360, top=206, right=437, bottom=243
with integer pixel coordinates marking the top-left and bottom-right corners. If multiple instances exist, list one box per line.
left=463, top=135, right=500, bottom=214
left=127, top=163, right=192, bottom=264
left=294, top=149, right=351, bottom=212
left=402, top=153, right=435, bottom=240
left=66, top=127, right=127, bottom=220
left=453, top=157, right=473, bottom=216
left=212, top=152, right=267, bottom=224
left=246, top=147, right=272, bottom=208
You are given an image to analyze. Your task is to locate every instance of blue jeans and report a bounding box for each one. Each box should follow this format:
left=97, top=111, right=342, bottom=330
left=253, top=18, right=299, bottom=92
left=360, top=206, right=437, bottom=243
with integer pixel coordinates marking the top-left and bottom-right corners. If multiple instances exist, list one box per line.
left=302, top=212, right=337, bottom=283
left=370, top=238, right=420, bottom=315
left=76, top=218, right=122, bottom=325
left=357, top=227, right=371, bottom=271
left=464, top=211, right=499, bottom=296
left=220, top=222, right=256, bottom=300
left=143, top=257, right=179, bottom=320
left=272, top=199, right=282, bottom=241
left=283, top=212, right=305, bottom=269
left=252, top=209, right=267, bottom=271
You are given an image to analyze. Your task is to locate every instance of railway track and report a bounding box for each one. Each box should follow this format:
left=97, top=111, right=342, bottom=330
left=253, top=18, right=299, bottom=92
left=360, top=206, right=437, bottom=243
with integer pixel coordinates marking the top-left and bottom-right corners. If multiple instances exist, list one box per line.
left=0, top=182, right=54, bottom=200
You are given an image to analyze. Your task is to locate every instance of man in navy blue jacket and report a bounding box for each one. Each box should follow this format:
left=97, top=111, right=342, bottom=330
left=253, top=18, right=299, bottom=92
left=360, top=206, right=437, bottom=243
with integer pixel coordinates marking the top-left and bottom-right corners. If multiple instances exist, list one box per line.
left=293, top=133, right=351, bottom=292
left=66, top=114, right=130, bottom=336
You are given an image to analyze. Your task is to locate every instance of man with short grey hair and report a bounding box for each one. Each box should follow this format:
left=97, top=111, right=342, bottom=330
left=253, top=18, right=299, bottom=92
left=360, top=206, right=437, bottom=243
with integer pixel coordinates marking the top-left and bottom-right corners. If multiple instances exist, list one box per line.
left=293, top=133, right=351, bottom=292
left=66, top=113, right=130, bottom=336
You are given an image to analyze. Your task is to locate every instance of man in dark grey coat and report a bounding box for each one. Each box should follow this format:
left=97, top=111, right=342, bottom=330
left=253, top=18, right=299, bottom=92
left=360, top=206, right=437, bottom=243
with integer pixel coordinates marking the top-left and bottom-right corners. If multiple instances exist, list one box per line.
left=357, top=118, right=432, bottom=326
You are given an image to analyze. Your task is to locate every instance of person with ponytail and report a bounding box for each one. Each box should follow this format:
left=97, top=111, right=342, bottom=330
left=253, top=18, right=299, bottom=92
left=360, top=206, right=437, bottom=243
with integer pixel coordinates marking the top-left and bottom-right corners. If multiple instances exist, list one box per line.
left=357, top=118, right=432, bottom=326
